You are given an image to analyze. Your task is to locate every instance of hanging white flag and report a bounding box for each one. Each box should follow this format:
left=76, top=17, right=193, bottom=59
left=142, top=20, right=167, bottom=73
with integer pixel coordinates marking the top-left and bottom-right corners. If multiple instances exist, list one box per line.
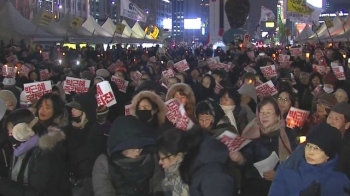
left=120, top=0, right=147, bottom=22
left=260, top=6, right=275, bottom=21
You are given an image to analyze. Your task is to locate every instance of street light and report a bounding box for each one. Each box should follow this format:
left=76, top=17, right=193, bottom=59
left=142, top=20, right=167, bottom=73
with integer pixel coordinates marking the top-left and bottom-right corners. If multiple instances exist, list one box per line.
left=58, top=4, right=62, bottom=9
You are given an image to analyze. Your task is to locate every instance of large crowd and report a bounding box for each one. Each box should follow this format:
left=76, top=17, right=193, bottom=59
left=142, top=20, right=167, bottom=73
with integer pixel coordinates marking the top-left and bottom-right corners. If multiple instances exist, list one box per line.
left=0, top=41, right=349, bottom=196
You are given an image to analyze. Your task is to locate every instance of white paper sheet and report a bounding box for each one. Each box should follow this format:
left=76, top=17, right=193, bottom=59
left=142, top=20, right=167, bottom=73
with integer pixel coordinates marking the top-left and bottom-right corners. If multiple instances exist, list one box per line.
left=253, top=151, right=279, bottom=178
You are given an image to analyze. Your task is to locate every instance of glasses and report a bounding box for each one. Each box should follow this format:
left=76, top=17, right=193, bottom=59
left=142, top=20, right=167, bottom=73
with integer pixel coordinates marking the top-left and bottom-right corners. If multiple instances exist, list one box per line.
left=316, top=100, right=332, bottom=109
left=305, top=143, right=323, bottom=154
left=259, top=111, right=275, bottom=117
left=277, top=97, right=291, bottom=103
left=159, top=154, right=173, bottom=161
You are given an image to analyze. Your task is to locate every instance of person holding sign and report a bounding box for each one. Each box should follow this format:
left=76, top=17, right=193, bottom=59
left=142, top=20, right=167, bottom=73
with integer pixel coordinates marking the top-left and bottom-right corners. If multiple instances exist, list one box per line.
left=157, top=127, right=235, bottom=196
left=65, top=92, right=106, bottom=196
left=166, top=83, right=197, bottom=123
left=231, top=97, right=294, bottom=196
left=269, top=123, right=350, bottom=196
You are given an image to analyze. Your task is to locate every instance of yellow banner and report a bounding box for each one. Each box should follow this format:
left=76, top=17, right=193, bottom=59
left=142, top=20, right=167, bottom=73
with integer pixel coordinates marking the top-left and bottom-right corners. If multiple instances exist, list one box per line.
left=145, top=25, right=160, bottom=39
left=287, top=0, right=312, bottom=15
left=70, top=17, right=83, bottom=29
left=115, top=24, right=126, bottom=35
left=39, top=12, right=53, bottom=26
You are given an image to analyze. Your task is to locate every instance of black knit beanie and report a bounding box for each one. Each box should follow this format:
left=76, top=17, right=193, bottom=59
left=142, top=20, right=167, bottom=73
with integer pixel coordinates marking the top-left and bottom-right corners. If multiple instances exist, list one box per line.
left=307, top=123, right=342, bottom=159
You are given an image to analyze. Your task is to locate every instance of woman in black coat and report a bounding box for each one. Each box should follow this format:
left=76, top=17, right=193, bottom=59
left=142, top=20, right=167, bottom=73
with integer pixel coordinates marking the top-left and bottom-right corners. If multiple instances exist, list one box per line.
left=0, top=109, right=71, bottom=196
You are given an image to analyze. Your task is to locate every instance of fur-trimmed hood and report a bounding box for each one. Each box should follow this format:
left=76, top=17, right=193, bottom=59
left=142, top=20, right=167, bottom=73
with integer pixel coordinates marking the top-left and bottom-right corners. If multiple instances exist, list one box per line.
left=166, top=83, right=195, bottom=105
left=38, top=126, right=66, bottom=151
left=130, top=91, right=166, bottom=126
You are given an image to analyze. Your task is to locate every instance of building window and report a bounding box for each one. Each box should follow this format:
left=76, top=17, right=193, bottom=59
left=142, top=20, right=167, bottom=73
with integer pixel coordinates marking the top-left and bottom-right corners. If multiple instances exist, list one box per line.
left=83, top=3, right=86, bottom=11
left=77, top=2, right=81, bottom=10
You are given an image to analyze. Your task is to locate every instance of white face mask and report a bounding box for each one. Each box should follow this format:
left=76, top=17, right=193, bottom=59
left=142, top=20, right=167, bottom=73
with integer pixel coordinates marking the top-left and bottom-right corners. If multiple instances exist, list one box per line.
left=323, top=87, right=334, bottom=93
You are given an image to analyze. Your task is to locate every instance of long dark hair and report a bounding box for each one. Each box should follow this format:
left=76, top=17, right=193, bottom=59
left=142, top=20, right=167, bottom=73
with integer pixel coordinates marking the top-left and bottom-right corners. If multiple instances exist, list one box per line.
left=35, top=93, right=65, bottom=123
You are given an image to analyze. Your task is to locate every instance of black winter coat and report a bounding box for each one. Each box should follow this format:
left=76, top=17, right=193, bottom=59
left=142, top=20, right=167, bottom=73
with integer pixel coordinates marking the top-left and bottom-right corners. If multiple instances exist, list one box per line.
left=0, top=127, right=71, bottom=196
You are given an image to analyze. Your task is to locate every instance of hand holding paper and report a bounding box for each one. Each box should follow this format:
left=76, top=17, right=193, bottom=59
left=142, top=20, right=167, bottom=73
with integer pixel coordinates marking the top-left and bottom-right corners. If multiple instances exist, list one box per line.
left=253, top=151, right=279, bottom=178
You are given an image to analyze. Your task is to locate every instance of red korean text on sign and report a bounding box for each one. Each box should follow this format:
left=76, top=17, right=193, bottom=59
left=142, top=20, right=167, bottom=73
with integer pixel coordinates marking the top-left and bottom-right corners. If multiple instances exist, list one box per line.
left=260, top=65, right=277, bottom=78
left=96, top=84, right=115, bottom=106
left=165, top=99, right=181, bottom=124
left=162, top=69, right=174, bottom=79
left=175, top=113, right=189, bottom=131
left=24, top=82, right=51, bottom=101
left=125, top=105, right=131, bottom=116
left=65, top=79, right=88, bottom=94
left=111, top=76, right=128, bottom=93
left=174, top=60, right=190, bottom=72
left=219, top=135, right=247, bottom=153
left=286, top=108, right=309, bottom=128
left=332, top=66, right=345, bottom=80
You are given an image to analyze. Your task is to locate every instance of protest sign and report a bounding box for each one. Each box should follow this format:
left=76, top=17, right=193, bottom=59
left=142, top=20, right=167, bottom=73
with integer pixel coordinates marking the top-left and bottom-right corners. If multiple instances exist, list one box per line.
left=2, top=65, right=16, bottom=78
left=96, top=81, right=117, bottom=107
left=260, top=65, right=277, bottom=78
left=24, top=81, right=52, bottom=101
left=162, top=69, right=175, bottom=80
left=175, top=105, right=194, bottom=131
left=111, top=76, right=129, bottom=93
left=255, top=80, right=278, bottom=99
left=174, top=59, right=190, bottom=72
left=216, top=131, right=251, bottom=153
left=165, top=98, right=181, bottom=124
left=64, top=77, right=90, bottom=94
left=312, top=84, right=323, bottom=95
left=107, top=64, right=117, bottom=73
left=20, top=65, right=30, bottom=78
left=131, top=71, right=142, bottom=83
left=332, top=66, right=346, bottom=80
left=286, top=107, right=310, bottom=128
left=39, top=69, right=50, bottom=81
left=290, top=48, right=302, bottom=57
left=125, top=104, right=131, bottom=116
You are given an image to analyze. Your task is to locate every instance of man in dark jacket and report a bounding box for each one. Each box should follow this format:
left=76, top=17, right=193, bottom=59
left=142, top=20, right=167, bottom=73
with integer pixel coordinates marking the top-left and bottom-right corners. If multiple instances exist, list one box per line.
left=65, top=92, right=106, bottom=196
left=327, top=102, right=350, bottom=179
left=92, top=115, right=164, bottom=196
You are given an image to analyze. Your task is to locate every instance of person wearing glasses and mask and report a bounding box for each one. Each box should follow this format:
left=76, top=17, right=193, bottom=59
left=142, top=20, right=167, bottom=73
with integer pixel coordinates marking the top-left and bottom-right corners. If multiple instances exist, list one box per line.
left=269, top=123, right=350, bottom=196
left=230, top=97, right=294, bottom=196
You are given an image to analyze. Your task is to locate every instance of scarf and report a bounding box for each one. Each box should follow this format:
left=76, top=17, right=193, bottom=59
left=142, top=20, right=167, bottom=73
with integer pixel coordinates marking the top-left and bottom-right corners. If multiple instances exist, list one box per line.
left=241, top=116, right=292, bottom=161
left=14, top=135, right=39, bottom=157
left=162, top=157, right=189, bottom=196
left=220, top=105, right=238, bottom=131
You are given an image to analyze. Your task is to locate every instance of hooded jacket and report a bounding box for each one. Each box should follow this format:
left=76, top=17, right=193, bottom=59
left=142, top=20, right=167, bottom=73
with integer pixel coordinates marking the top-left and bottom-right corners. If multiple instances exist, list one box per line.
left=92, top=116, right=164, bottom=196
left=269, top=145, right=350, bottom=196
left=197, top=74, right=218, bottom=103
left=130, top=91, right=167, bottom=129
left=66, top=92, right=106, bottom=180
left=0, top=127, right=71, bottom=196
left=189, top=134, right=235, bottom=196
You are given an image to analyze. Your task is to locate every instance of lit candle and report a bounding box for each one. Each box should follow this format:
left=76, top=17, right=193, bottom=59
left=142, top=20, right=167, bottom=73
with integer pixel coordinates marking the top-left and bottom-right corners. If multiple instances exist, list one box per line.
left=299, top=136, right=306, bottom=143
left=306, top=53, right=310, bottom=58
left=343, top=54, right=347, bottom=59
